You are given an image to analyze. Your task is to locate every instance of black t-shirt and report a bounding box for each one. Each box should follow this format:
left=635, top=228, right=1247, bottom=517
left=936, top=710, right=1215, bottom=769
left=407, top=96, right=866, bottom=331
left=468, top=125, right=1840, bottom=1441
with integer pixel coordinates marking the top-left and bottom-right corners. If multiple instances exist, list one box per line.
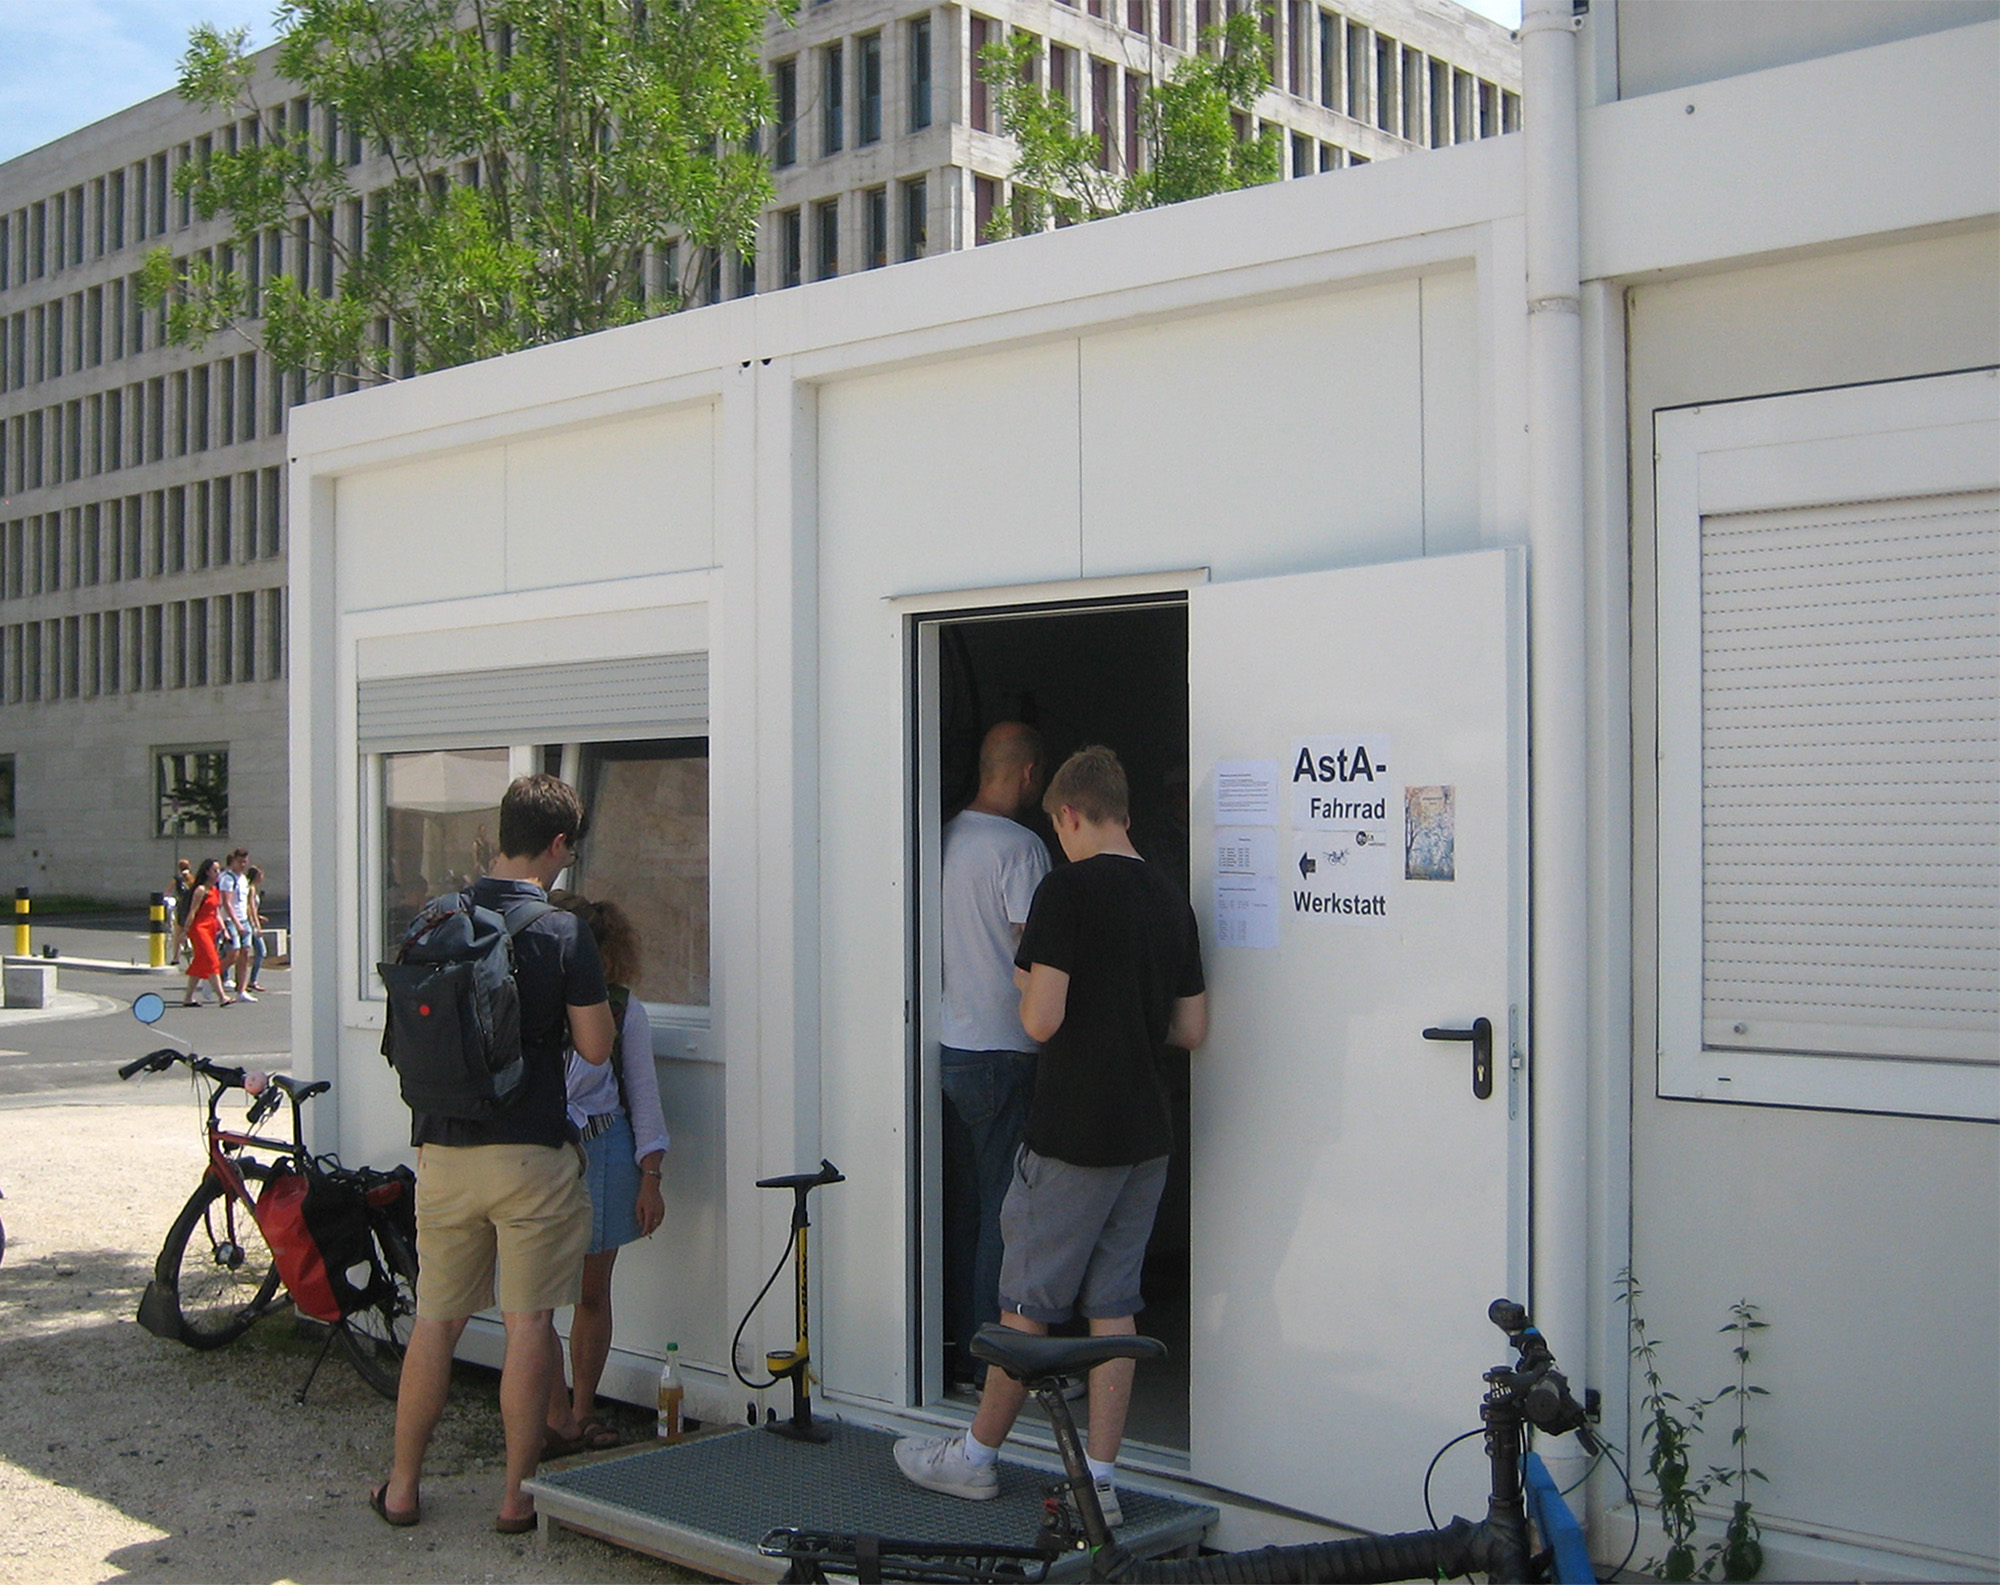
left=411, top=877, right=608, bottom=1150
left=1015, top=853, right=1205, bottom=1167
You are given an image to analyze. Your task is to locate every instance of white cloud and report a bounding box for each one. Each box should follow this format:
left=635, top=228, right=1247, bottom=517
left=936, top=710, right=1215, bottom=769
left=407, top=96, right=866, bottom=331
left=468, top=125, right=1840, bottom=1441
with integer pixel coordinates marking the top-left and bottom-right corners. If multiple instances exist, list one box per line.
left=0, top=0, right=280, bottom=164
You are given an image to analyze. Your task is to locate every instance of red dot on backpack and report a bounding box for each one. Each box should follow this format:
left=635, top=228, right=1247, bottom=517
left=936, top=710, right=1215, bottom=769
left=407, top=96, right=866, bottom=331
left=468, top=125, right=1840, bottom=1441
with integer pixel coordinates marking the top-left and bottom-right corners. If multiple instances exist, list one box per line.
left=418, top=1004, right=431, bottom=1016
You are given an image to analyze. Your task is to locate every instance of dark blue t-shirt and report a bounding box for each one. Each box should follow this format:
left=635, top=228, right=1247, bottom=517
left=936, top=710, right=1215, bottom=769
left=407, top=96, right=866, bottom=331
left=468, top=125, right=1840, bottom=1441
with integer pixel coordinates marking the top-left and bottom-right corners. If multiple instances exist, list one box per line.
left=410, top=877, right=608, bottom=1149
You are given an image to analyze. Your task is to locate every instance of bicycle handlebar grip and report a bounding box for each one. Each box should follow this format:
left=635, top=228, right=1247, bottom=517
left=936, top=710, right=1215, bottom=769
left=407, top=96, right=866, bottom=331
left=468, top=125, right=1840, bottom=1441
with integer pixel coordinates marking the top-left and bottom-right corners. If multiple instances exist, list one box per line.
left=1488, top=1297, right=1530, bottom=1334
left=116, top=1054, right=153, bottom=1080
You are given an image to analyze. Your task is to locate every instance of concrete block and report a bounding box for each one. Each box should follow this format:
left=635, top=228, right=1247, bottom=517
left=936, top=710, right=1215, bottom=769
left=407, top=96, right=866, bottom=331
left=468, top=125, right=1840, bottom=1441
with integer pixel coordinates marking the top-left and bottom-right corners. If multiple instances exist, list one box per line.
left=4, top=959, right=57, bottom=1008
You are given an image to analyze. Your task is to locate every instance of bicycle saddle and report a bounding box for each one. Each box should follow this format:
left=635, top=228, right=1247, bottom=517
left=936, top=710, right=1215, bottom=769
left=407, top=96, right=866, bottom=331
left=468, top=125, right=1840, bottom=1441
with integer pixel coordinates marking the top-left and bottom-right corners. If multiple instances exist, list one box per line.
left=970, top=1325, right=1167, bottom=1384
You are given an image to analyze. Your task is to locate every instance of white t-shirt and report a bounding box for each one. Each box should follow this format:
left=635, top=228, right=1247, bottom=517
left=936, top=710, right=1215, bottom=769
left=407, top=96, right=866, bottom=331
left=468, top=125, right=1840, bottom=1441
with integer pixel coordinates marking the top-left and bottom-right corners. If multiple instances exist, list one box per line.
left=940, top=809, right=1052, bottom=1052
left=216, top=868, right=250, bottom=927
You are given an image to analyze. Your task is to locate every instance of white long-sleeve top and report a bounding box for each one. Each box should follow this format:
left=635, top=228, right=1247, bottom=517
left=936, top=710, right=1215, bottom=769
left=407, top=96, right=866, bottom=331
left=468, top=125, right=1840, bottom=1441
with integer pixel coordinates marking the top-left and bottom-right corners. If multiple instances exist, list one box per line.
left=565, top=993, right=671, bottom=1166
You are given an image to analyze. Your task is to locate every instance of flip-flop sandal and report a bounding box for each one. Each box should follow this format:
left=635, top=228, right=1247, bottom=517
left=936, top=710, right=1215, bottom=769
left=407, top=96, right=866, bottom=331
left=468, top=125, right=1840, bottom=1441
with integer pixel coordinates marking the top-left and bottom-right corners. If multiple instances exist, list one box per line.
left=540, top=1427, right=586, bottom=1462
left=369, top=1483, right=420, bottom=1528
left=576, top=1416, right=623, bottom=1450
left=494, top=1509, right=537, bottom=1534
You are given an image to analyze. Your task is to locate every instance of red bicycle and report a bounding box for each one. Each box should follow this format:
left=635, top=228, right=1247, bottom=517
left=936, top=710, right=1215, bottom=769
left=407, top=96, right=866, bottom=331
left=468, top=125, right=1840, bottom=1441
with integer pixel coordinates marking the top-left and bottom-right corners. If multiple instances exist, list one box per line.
left=120, top=992, right=419, bottom=1402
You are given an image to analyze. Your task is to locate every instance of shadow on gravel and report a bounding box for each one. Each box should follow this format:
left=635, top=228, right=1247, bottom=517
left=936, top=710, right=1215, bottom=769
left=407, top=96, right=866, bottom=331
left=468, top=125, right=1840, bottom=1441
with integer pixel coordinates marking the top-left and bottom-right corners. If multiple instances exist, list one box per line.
left=0, top=1243, right=688, bottom=1583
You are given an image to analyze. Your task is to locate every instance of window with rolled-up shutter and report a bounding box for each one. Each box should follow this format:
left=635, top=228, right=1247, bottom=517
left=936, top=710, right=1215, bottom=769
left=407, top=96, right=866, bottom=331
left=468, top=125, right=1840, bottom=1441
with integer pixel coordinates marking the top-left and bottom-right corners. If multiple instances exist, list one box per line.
left=1657, top=370, right=1999, bottom=1121
left=356, top=652, right=706, bottom=752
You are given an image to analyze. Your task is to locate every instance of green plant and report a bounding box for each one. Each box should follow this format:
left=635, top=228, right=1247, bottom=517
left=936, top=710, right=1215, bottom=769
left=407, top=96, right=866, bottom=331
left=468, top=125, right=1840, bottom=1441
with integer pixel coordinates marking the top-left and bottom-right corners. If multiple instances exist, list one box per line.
left=144, top=0, right=789, bottom=383
left=1705, top=1300, right=1768, bottom=1581
left=977, top=9, right=1278, bottom=240
left=1619, top=1271, right=1770, bottom=1582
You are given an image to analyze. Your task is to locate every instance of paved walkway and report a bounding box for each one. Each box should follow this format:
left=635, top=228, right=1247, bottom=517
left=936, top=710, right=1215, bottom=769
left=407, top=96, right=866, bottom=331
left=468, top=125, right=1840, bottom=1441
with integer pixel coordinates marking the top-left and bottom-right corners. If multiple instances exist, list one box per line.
left=0, top=990, right=123, bottom=1026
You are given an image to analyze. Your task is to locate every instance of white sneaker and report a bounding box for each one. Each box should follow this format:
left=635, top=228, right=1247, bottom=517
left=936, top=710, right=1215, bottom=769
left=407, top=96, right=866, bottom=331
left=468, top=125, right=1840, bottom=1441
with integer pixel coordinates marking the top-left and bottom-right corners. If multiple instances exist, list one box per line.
left=1061, top=1475, right=1124, bottom=1529
left=893, top=1433, right=1000, bottom=1501
left=236, top=990, right=258, bottom=1002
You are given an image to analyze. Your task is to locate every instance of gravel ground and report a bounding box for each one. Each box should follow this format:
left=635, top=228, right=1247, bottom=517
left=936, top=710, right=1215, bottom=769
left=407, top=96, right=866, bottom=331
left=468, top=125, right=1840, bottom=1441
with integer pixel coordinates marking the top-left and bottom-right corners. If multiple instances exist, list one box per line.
left=0, top=1102, right=711, bottom=1585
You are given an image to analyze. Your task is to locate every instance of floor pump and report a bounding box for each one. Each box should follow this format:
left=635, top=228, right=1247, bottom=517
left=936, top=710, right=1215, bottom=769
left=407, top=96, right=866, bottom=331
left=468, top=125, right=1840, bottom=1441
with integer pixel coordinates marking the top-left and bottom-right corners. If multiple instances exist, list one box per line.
left=734, top=1159, right=846, bottom=1443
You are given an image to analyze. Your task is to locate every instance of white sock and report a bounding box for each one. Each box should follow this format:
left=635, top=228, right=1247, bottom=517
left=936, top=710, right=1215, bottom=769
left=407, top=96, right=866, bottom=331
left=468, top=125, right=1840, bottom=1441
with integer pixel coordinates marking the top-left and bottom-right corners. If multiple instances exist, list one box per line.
left=961, top=1430, right=1000, bottom=1468
left=1086, top=1455, right=1117, bottom=1485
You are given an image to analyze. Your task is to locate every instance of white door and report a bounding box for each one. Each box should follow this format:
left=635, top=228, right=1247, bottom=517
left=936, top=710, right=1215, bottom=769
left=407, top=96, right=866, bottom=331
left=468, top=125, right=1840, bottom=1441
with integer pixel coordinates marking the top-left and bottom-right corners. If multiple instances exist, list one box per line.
left=1188, top=547, right=1529, bottom=1531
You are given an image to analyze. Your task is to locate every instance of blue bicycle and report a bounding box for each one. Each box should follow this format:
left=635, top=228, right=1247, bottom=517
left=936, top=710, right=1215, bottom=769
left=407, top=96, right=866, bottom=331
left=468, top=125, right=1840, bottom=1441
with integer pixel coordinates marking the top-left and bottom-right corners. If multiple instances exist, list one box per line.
left=763, top=1299, right=1599, bottom=1583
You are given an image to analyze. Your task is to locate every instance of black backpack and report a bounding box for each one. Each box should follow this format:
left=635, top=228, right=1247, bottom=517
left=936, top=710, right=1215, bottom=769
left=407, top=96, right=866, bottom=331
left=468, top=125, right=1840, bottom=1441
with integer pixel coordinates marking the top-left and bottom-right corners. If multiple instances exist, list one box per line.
left=377, top=890, right=552, bottom=1121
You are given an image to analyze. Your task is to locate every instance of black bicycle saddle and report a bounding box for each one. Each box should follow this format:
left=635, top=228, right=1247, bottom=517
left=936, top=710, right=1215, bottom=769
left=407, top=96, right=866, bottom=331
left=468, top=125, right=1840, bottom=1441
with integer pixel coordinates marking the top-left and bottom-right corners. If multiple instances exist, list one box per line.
left=970, top=1325, right=1168, bottom=1384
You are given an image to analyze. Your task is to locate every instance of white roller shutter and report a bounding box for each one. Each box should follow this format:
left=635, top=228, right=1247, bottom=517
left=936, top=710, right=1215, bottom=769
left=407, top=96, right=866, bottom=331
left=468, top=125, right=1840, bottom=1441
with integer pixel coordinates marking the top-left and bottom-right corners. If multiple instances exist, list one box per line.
left=357, top=653, right=707, bottom=751
left=1700, top=491, right=1997, bottom=1067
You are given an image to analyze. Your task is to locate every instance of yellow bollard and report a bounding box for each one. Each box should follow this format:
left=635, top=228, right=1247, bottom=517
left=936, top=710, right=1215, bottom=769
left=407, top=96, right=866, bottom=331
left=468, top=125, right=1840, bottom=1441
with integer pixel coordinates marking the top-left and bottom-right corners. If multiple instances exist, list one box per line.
left=149, top=892, right=168, bottom=969
left=12, top=888, right=27, bottom=958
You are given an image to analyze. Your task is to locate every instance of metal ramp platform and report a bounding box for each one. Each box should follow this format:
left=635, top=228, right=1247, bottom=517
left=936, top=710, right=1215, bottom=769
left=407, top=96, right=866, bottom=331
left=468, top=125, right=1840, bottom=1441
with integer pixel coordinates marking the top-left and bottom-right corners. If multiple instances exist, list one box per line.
left=526, top=1422, right=1217, bottom=1582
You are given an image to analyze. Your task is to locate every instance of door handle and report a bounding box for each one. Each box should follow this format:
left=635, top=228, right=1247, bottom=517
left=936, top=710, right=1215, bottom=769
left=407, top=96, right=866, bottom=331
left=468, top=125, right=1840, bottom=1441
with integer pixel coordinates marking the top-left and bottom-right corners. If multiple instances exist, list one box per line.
left=1422, top=1017, right=1494, bottom=1100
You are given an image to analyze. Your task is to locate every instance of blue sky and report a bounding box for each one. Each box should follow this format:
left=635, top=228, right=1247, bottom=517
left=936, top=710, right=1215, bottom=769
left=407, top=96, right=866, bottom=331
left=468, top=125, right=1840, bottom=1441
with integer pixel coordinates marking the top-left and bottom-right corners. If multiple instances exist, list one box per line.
left=0, top=0, right=1521, bottom=167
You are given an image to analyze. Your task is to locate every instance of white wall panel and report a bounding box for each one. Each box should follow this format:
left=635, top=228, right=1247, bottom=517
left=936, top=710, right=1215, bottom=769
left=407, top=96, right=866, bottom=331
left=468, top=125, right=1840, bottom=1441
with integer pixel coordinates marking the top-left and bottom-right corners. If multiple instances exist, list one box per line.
left=1630, top=233, right=2000, bottom=1567
left=819, top=341, right=1085, bottom=593
left=336, top=449, right=507, bottom=610
left=812, top=342, right=1084, bottom=1404
left=1078, top=281, right=1425, bottom=581
left=1420, top=269, right=1484, bottom=555
left=505, top=405, right=717, bottom=591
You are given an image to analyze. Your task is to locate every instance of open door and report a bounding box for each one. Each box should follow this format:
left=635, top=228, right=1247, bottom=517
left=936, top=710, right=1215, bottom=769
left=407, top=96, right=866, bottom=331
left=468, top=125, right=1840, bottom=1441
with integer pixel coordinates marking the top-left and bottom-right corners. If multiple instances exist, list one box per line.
left=1188, top=548, right=1529, bottom=1530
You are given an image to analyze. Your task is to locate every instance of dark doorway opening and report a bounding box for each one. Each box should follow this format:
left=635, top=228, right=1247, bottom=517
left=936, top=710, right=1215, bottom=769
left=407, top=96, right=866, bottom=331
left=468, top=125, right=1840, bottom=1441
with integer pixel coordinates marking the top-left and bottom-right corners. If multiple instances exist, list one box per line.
left=928, top=597, right=1191, bottom=1454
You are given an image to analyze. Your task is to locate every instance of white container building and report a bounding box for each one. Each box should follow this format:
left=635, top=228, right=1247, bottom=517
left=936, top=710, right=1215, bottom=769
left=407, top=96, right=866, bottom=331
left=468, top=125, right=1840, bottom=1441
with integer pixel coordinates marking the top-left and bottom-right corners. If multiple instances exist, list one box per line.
left=287, top=4, right=1999, bottom=1577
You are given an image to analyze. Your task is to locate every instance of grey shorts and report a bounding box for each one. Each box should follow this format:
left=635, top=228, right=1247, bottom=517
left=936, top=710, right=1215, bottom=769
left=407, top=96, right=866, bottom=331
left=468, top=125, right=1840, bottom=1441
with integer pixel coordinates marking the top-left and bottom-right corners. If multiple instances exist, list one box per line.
left=996, top=1148, right=1169, bottom=1325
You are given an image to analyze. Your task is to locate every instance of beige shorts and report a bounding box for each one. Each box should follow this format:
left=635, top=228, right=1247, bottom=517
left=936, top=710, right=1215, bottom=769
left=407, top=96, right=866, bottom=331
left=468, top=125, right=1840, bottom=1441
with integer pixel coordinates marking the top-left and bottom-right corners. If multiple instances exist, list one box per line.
left=414, top=1141, right=591, bottom=1320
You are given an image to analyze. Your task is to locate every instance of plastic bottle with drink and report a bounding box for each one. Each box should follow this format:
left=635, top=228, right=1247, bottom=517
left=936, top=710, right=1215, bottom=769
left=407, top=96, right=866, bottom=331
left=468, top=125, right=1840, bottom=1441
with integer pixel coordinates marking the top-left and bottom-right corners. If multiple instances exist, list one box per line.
left=657, top=1342, right=684, bottom=1441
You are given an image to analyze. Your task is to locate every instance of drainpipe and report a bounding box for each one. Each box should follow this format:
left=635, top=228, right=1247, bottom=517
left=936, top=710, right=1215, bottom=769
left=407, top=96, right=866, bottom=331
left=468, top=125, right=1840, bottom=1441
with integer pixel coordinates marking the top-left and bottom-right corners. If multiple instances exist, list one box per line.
left=1521, top=0, right=1592, bottom=1499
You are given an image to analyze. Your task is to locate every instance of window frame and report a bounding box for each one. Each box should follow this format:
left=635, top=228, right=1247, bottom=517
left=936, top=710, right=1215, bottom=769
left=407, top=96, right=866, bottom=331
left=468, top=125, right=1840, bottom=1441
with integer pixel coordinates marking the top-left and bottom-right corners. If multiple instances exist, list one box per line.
left=1654, top=368, right=2000, bottom=1123
left=154, top=742, right=229, bottom=839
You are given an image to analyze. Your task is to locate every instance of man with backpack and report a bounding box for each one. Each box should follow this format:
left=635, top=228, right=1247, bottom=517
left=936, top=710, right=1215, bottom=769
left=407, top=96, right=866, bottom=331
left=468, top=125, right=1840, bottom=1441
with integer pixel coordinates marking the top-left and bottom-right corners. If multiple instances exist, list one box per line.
left=371, top=774, right=615, bottom=1535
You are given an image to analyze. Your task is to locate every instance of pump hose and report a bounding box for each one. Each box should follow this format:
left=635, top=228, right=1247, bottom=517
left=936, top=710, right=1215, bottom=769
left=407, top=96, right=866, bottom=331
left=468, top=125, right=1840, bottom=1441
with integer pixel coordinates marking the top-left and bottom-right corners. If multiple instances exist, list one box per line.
left=728, top=1223, right=803, bottom=1392
left=1111, top=1515, right=1514, bottom=1583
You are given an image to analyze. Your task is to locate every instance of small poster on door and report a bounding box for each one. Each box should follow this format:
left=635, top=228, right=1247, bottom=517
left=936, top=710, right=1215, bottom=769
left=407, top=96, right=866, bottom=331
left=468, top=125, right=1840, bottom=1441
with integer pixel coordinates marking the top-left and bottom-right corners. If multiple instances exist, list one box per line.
left=1214, top=826, right=1280, bottom=949
left=1214, top=761, right=1279, bottom=824
left=1404, top=785, right=1456, bottom=881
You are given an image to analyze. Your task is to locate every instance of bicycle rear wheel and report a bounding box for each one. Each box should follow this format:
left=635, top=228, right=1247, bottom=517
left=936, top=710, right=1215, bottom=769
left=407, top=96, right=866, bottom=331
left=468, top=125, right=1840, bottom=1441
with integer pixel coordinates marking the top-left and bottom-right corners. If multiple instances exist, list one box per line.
left=157, top=1166, right=283, bottom=1348
left=338, top=1217, right=418, bottom=1400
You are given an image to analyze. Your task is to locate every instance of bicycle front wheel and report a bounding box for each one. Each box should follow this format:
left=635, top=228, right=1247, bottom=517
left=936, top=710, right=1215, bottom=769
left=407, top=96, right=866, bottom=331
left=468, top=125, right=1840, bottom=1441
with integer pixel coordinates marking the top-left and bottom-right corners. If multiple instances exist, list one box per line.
left=157, top=1166, right=283, bottom=1349
left=339, top=1217, right=418, bottom=1400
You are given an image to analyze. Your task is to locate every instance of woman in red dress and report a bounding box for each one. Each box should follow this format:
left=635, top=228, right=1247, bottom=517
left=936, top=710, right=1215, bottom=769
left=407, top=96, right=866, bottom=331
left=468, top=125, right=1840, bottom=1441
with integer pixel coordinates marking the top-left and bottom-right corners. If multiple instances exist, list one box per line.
left=172, top=857, right=235, bottom=1007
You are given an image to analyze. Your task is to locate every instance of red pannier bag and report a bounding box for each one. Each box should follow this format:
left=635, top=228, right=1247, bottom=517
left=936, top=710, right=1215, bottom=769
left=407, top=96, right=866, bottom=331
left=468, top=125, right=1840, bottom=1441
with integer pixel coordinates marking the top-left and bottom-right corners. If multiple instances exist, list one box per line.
left=257, top=1169, right=347, bottom=1324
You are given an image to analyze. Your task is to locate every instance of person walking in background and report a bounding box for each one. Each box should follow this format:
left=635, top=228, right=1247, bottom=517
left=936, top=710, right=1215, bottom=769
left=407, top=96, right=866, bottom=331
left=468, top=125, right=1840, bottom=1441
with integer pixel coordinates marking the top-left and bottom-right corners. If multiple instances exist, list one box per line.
left=242, top=864, right=269, bottom=994
left=170, top=858, right=234, bottom=1008
left=544, top=895, right=669, bottom=1453
left=217, top=849, right=256, bottom=1001
left=939, top=722, right=1049, bottom=1390
left=168, top=859, right=194, bottom=966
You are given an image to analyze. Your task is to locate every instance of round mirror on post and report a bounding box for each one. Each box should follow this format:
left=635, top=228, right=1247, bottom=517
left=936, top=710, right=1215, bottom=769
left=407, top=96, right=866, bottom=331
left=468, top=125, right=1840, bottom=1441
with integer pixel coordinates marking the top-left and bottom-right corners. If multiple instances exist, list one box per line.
left=132, top=992, right=166, bottom=1025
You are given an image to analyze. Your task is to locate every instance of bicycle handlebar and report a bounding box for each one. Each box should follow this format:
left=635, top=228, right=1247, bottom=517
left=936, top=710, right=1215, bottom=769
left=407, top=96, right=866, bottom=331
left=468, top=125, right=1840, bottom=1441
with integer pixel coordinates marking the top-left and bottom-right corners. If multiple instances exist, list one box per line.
left=1486, top=1297, right=1599, bottom=1453
left=116, top=1047, right=329, bottom=1113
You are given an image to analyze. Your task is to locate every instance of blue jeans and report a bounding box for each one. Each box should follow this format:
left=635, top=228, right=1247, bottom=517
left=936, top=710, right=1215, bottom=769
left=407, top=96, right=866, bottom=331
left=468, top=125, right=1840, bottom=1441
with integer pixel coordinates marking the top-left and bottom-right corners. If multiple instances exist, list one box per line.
left=940, top=1047, right=1037, bottom=1384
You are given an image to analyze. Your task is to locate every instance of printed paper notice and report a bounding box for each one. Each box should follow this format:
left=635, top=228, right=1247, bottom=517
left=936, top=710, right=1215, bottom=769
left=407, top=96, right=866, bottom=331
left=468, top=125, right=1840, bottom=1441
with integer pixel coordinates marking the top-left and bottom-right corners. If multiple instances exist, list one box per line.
left=1214, top=825, right=1279, bottom=949
left=1214, top=761, right=1279, bottom=825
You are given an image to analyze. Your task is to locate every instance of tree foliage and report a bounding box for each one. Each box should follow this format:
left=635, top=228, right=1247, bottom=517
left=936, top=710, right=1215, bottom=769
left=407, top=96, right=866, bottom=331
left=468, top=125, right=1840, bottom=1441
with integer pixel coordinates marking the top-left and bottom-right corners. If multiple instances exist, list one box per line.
left=144, top=0, right=789, bottom=382
left=978, top=10, right=1278, bottom=238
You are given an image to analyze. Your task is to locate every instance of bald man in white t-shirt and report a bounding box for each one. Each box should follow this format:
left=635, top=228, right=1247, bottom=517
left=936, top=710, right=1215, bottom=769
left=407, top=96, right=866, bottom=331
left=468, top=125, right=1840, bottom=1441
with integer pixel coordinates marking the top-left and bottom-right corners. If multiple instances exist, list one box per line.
left=939, top=722, right=1050, bottom=1388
